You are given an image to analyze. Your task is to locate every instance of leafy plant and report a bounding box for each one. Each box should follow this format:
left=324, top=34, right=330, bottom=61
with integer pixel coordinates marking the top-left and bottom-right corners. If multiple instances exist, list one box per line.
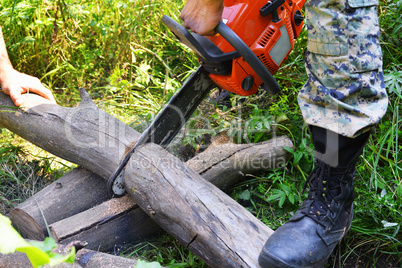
left=229, top=103, right=275, bottom=143
left=0, top=214, right=75, bottom=268
left=124, top=235, right=205, bottom=268
left=135, top=259, right=162, bottom=268
left=384, top=65, right=402, bottom=98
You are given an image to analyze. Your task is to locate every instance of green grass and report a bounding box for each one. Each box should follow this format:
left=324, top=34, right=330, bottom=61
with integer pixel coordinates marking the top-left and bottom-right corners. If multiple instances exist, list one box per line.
left=0, top=129, right=70, bottom=214
left=1, top=0, right=401, bottom=267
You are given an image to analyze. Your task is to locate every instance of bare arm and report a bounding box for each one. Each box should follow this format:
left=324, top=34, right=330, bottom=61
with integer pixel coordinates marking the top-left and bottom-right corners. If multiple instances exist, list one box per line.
left=0, top=27, right=56, bottom=106
left=0, top=27, right=13, bottom=72
left=180, top=0, right=224, bottom=36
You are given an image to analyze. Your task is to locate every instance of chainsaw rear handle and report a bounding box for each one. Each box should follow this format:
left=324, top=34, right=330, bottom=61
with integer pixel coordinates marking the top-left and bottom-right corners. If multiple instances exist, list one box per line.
left=215, top=21, right=281, bottom=94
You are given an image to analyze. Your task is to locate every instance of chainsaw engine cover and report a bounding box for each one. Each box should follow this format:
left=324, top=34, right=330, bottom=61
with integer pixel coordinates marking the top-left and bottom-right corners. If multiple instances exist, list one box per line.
left=207, top=0, right=305, bottom=96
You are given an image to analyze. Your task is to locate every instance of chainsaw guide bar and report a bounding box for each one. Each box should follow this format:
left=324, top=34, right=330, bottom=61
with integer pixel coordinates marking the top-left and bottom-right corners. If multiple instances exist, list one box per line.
left=108, top=67, right=214, bottom=197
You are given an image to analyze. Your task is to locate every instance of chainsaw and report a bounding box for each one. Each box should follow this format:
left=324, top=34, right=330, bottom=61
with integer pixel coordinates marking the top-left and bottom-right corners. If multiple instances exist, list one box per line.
left=108, top=0, right=305, bottom=197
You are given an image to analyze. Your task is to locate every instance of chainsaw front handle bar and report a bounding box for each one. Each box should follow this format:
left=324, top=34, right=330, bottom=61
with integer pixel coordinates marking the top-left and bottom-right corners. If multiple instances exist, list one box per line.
left=215, top=21, right=281, bottom=94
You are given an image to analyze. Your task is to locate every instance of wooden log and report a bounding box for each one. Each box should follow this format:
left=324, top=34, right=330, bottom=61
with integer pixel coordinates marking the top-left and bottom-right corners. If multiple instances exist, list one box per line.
left=50, top=137, right=289, bottom=252
left=0, top=91, right=137, bottom=180
left=75, top=249, right=167, bottom=268
left=190, top=136, right=291, bottom=190
left=9, top=135, right=290, bottom=244
left=9, top=167, right=109, bottom=241
left=49, top=195, right=136, bottom=241
left=0, top=91, right=281, bottom=267
left=123, top=143, right=274, bottom=267
left=0, top=241, right=159, bottom=268
left=9, top=137, right=290, bottom=251
left=0, top=252, right=82, bottom=268
left=0, top=252, right=34, bottom=268
left=49, top=195, right=161, bottom=252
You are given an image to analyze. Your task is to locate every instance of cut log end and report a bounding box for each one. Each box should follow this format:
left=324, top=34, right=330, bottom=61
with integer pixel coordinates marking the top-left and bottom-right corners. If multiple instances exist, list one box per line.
left=9, top=208, right=45, bottom=240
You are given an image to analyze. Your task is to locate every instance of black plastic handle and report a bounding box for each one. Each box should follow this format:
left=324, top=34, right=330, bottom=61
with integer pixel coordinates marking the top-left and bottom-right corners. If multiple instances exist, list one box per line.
left=215, top=21, right=281, bottom=94
left=260, top=0, right=285, bottom=17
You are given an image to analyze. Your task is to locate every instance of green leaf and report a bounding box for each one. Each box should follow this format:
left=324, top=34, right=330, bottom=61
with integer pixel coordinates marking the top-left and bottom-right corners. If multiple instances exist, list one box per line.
left=19, top=36, right=36, bottom=44
left=48, top=248, right=76, bottom=266
left=283, top=146, right=295, bottom=154
left=0, top=214, right=32, bottom=254
left=16, top=246, right=50, bottom=268
left=288, top=194, right=295, bottom=204
left=275, top=113, right=289, bottom=123
left=384, top=70, right=402, bottom=97
left=29, top=237, right=57, bottom=253
left=135, top=259, right=162, bottom=268
left=0, top=214, right=75, bottom=268
left=239, top=190, right=251, bottom=201
left=279, top=195, right=286, bottom=208
left=279, top=184, right=291, bottom=193
left=267, top=189, right=285, bottom=201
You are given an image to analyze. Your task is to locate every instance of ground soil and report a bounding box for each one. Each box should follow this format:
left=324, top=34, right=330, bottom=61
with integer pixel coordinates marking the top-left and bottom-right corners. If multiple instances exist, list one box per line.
left=328, top=245, right=401, bottom=268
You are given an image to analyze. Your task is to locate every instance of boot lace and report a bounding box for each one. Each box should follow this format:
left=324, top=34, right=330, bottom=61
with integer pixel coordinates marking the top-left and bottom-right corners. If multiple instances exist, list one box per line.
left=301, top=160, right=349, bottom=225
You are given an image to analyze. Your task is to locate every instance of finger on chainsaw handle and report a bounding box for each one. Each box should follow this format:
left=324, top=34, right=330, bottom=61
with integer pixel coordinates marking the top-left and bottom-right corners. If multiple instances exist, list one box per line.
left=180, top=0, right=224, bottom=36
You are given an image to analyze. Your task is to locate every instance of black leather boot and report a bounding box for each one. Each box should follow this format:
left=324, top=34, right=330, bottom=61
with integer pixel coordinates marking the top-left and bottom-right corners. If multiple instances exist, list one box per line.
left=258, top=126, right=370, bottom=268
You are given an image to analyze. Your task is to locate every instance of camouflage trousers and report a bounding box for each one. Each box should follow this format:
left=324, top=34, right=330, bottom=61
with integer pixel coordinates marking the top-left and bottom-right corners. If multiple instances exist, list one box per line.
left=298, top=0, right=389, bottom=138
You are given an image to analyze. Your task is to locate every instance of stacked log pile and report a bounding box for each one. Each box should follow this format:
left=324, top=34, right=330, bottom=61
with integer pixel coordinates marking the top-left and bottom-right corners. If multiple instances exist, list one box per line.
left=0, top=90, right=292, bottom=267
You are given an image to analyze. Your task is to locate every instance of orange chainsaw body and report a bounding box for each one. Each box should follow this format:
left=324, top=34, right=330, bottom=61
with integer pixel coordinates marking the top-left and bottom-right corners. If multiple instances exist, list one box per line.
left=207, top=0, right=305, bottom=96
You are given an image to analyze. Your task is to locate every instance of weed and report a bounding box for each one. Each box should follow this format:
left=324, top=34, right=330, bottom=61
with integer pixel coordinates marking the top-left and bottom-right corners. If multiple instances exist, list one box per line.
left=122, top=234, right=205, bottom=268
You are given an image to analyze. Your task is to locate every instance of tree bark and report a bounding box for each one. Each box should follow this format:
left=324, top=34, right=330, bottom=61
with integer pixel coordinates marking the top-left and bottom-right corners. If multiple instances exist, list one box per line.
left=0, top=91, right=290, bottom=267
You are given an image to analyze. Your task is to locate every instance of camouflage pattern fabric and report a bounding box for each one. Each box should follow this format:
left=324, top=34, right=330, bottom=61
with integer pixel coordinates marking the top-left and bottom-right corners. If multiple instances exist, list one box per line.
left=298, top=0, right=388, bottom=138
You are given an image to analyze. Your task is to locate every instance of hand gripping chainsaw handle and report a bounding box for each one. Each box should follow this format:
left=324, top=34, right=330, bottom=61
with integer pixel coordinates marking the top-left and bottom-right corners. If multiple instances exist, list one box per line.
left=164, top=0, right=305, bottom=96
